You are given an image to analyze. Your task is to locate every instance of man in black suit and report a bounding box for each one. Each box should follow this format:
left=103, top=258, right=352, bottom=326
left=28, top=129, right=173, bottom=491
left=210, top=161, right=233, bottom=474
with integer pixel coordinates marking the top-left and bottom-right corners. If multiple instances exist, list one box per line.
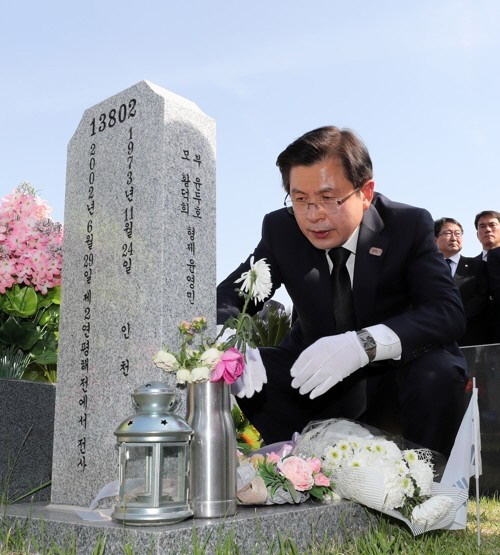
left=486, top=246, right=500, bottom=341
left=217, top=126, right=467, bottom=456
left=474, top=210, right=500, bottom=261
left=434, top=217, right=490, bottom=346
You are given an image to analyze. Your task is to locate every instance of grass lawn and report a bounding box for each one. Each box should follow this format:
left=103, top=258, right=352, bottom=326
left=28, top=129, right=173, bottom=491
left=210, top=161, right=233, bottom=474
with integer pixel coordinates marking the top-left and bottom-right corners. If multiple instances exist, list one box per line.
left=1, top=496, right=499, bottom=554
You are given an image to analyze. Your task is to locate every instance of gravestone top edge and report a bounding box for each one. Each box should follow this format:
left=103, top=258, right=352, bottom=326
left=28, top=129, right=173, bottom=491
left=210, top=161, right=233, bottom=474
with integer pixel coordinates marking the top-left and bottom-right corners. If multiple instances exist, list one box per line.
left=69, top=81, right=213, bottom=147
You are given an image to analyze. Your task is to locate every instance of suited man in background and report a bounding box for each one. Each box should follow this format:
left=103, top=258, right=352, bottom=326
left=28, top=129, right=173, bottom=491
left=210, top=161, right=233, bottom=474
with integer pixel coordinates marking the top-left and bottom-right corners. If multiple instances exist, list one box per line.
left=434, top=217, right=490, bottom=346
left=475, top=210, right=500, bottom=260
left=217, top=126, right=467, bottom=456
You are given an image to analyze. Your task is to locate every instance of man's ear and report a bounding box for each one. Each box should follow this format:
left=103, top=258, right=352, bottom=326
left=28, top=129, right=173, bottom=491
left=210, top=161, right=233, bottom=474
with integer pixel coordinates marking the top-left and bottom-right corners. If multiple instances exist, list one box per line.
left=361, top=180, right=375, bottom=210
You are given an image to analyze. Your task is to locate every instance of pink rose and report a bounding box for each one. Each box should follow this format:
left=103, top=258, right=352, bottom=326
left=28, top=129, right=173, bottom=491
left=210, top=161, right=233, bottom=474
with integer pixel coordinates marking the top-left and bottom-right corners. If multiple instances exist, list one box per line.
left=266, top=452, right=281, bottom=464
left=307, top=457, right=322, bottom=474
left=314, top=472, right=330, bottom=487
left=210, top=347, right=244, bottom=384
left=277, top=456, right=314, bottom=491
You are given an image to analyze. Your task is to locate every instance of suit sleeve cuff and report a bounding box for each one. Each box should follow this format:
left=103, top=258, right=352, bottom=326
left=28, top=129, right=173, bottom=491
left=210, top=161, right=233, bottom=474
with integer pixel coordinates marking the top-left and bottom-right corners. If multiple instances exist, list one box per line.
left=364, top=324, right=402, bottom=361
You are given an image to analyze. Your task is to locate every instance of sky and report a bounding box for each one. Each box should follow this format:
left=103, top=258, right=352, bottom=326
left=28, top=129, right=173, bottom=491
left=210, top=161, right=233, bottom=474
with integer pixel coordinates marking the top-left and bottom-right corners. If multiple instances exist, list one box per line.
left=1, top=1, right=499, bottom=309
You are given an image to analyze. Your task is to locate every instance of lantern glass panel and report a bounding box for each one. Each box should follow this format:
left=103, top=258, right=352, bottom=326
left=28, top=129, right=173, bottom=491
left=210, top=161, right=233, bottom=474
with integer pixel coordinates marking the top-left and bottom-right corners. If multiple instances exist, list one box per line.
left=161, top=444, right=188, bottom=504
left=122, top=445, right=154, bottom=507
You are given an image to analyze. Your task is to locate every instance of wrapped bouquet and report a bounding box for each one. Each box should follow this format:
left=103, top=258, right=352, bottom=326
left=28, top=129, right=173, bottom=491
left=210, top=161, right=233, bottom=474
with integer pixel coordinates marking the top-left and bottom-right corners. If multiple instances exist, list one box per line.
left=236, top=450, right=335, bottom=505
left=291, top=419, right=469, bottom=535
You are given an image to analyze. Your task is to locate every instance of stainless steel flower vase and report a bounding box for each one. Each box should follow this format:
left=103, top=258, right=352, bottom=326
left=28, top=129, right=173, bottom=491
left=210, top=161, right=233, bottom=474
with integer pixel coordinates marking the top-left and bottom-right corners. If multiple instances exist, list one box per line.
left=186, top=380, right=237, bottom=518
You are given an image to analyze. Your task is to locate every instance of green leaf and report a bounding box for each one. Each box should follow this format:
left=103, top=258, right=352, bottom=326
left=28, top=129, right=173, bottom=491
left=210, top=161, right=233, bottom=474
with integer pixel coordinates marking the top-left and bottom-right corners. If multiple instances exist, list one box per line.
left=1, top=285, right=38, bottom=318
left=33, top=351, right=58, bottom=365
left=0, top=316, right=41, bottom=350
left=38, top=304, right=60, bottom=326
left=37, top=286, right=61, bottom=307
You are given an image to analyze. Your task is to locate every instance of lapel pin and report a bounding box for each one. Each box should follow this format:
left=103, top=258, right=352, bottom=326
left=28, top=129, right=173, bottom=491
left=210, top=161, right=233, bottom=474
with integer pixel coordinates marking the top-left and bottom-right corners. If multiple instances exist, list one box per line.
left=369, top=247, right=383, bottom=256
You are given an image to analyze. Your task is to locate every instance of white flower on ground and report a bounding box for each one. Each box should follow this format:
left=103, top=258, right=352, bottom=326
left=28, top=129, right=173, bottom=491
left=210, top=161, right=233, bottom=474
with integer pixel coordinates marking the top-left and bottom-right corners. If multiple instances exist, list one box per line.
left=411, top=495, right=454, bottom=527
left=191, top=366, right=210, bottom=382
left=176, top=368, right=192, bottom=384
left=337, top=441, right=350, bottom=456
left=199, top=347, right=223, bottom=368
left=323, top=446, right=342, bottom=471
left=401, top=475, right=415, bottom=498
left=408, top=458, right=433, bottom=496
left=152, top=350, right=179, bottom=371
left=404, top=449, right=418, bottom=464
left=234, top=256, right=272, bottom=304
left=381, top=463, right=406, bottom=510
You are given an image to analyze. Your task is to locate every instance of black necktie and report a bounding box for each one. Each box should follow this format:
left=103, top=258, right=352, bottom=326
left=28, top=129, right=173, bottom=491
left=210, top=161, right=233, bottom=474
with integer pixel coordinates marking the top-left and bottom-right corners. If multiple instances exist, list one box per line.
left=445, top=259, right=452, bottom=273
left=329, top=247, right=356, bottom=333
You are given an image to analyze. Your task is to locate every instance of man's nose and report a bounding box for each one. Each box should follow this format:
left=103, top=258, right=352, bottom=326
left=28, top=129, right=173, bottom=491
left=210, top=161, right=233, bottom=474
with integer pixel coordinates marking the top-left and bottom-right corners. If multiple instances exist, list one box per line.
left=305, top=204, right=325, bottom=220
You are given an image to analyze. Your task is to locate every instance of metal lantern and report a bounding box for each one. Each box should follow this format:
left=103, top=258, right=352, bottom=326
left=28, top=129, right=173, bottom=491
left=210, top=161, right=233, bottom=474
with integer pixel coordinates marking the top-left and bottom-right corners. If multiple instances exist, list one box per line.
left=112, top=382, right=193, bottom=525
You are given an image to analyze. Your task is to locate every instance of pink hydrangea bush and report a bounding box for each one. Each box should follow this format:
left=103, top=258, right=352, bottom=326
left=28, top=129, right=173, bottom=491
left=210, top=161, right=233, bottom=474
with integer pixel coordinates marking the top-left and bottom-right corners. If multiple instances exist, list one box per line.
left=0, top=183, right=63, bottom=295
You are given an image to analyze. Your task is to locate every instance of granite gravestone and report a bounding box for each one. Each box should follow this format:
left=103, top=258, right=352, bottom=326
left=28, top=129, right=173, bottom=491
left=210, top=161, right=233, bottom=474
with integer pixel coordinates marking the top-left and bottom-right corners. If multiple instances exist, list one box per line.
left=51, top=81, right=216, bottom=507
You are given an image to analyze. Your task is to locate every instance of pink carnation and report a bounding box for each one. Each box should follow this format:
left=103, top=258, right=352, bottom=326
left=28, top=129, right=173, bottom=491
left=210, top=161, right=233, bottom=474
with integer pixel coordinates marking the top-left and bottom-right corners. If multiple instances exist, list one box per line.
left=210, top=347, right=244, bottom=384
left=314, top=472, right=330, bottom=487
left=277, top=456, right=314, bottom=491
left=266, top=452, right=281, bottom=464
left=307, top=457, right=322, bottom=474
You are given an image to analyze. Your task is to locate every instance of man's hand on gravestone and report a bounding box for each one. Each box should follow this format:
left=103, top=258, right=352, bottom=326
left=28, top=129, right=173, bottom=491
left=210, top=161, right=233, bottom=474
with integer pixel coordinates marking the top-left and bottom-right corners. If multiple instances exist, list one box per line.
left=290, top=331, right=369, bottom=399
left=231, top=347, right=267, bottom=398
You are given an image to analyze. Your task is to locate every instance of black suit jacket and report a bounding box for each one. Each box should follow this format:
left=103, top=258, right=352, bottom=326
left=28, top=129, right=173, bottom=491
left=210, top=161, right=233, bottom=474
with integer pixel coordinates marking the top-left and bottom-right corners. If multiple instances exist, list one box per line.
left=486, top=247, right=500, bottom=342
left=453, top=255, right=490, bottom=346
left=217, top=192, right=466, bottom=370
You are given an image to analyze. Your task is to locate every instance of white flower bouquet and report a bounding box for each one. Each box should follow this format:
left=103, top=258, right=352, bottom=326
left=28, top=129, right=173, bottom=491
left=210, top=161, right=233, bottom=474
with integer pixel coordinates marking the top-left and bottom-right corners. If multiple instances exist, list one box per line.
left=292, top=418, right=468, bottom=535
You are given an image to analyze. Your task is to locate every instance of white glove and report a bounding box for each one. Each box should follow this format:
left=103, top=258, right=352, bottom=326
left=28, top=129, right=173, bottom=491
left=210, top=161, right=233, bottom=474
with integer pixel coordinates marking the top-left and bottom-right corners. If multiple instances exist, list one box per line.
left=290, top=331, right=369, bottom=400
left=231, top=346, right=267, bottom=398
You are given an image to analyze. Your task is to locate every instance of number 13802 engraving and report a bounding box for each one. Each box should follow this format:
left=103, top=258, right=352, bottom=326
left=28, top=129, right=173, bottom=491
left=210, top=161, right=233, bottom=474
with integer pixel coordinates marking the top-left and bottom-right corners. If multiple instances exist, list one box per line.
left=90, top=99, right=137, bottom=136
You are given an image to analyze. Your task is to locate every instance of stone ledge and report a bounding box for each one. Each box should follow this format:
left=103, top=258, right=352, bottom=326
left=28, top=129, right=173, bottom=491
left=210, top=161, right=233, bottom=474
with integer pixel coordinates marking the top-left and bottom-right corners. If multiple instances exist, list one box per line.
left=1, top=500, right=374, bottom=554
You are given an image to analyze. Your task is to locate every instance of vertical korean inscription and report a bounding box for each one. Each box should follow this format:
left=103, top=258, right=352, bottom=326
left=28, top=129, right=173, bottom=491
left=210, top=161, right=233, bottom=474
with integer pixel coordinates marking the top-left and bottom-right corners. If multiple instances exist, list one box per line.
left=180, top=149, right=203, bottom=306
left=120, top=124, right=135, bottom=378
left=77, top=141, right=96, bottom=471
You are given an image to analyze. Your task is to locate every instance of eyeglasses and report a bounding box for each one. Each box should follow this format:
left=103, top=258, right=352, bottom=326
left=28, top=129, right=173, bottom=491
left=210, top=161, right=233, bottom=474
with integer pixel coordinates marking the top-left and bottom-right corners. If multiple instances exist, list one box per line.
left=284, top=189, right=359, bottom=215
left=438, top=230, right=463, bottom=238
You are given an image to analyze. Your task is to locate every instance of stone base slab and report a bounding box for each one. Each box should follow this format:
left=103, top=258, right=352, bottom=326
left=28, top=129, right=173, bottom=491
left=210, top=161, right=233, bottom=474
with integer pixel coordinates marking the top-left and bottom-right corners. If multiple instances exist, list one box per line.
left=1, top=500, right=373, bottom=554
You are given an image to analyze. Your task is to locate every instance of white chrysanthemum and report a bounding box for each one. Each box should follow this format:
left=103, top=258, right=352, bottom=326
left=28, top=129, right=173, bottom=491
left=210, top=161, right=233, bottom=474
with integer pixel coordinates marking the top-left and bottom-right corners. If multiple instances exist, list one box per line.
left=408, top=458, right=434, bottom=496
left=353, top=450, right=371, bottom=466
left=372, top=442, right=386, bottom=456
left=411, top=495, right=454, bottom=527
left=382, top=470, right=406, bottom=510
left=176, top=368, right=192, bottom=384
left=323, top=446, right=342, bottom=471
left=191, top=366, right=210, bottom=382
left=349, top=458, right=364, bottom=468
left=379, top=440, right=403, bottom=462
left=337, top=441, right=351, bottom=456
left=394, top=460, right=408, bottom=476
left=234, top=256, right=272, bottom=304
left=152, top=350, right=179, bottom=371
left=401, top=475, right=415, bottom=498
left=404, top=449, right=418, bottom=464
left=199, top=347, right=223, bottom=368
